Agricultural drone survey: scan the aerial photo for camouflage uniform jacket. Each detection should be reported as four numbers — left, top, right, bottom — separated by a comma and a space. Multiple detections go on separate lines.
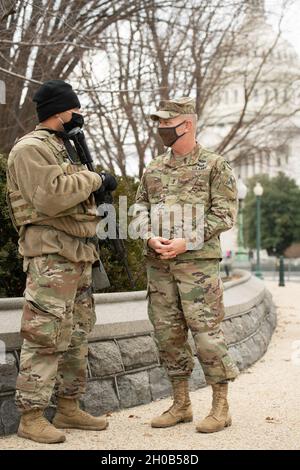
135, 143, 238, 260
6, 125, 102, 266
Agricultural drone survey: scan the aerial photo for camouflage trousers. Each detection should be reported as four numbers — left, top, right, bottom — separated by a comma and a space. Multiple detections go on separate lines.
146, 257, 239, 385
15, 254, 96, 412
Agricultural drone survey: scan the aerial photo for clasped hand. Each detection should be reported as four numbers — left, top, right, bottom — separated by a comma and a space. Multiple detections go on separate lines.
147, 237, 187, 260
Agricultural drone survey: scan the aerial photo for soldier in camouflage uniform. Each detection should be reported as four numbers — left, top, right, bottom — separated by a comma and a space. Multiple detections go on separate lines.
6, 80, 117, 443
135, 97, 239, 433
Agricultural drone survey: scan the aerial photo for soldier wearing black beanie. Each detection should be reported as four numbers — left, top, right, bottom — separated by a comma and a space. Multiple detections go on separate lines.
33, 79, 81, 122
6, 77, 115, 445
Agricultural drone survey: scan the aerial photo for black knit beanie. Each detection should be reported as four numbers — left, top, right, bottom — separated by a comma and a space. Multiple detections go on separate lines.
32, 79, 81, 122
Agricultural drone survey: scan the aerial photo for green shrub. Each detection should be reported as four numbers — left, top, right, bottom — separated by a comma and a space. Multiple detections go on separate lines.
0, 154, 26, 297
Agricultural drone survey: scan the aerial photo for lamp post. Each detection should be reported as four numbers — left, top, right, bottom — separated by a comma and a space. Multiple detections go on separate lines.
279, 255, 285, 287
254, 182, 264, 279
236, 177, 248, 261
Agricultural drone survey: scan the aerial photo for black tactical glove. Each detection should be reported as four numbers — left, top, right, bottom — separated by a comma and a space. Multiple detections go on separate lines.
99, 172, 118, 191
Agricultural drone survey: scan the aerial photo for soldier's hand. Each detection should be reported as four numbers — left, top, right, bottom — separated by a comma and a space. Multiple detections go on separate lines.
100, 173, 118, 191
156, 238, 187, 259
147, 237, 171, 253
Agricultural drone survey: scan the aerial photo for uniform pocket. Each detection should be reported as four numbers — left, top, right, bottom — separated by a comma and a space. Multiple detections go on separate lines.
21, 299, 62, 353
203, 275, 224, 302
146, 175, 165, 203
21, 288, 70, 353
178, 176, 210, 205
33, 255, 50, 275
203, 276, 225, 325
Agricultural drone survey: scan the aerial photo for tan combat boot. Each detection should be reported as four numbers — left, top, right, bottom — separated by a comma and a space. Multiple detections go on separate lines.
151, 379, 193, 428
196, 383, 232, 433
53, 397, 108, 431
18, 409, 66, 443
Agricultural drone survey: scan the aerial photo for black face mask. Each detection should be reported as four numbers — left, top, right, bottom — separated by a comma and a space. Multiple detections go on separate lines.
63, 112, 84, 133
158, 120, 186, 147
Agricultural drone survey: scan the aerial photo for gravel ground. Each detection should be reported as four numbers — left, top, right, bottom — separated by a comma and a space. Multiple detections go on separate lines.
1, 280, 300, 450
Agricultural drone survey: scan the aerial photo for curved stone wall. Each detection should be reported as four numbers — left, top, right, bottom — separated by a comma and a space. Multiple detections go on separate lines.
0, 270, 277, 435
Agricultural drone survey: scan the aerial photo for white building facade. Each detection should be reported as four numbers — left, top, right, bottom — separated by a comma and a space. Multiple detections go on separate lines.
200, 0, 300, 253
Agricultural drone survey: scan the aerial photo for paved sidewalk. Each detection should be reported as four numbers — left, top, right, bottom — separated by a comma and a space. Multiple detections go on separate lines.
1, 280, 299, 450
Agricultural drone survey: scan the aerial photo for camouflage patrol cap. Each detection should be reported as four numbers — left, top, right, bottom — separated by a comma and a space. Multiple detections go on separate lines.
150, 97, 196, 121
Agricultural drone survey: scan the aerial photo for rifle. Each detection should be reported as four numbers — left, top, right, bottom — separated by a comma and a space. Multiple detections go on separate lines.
63, 127, 135, 289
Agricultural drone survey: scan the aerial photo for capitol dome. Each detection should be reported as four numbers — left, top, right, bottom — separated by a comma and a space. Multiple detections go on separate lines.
200, 0, 300, 187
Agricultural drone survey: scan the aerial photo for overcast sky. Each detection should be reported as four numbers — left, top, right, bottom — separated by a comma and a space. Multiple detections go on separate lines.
266, 0, 300, 54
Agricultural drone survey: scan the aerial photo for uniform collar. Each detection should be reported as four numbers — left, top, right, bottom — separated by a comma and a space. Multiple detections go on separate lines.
34, 124, 63, 144
35, 124, 57, 133
165, 142, 201, 168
